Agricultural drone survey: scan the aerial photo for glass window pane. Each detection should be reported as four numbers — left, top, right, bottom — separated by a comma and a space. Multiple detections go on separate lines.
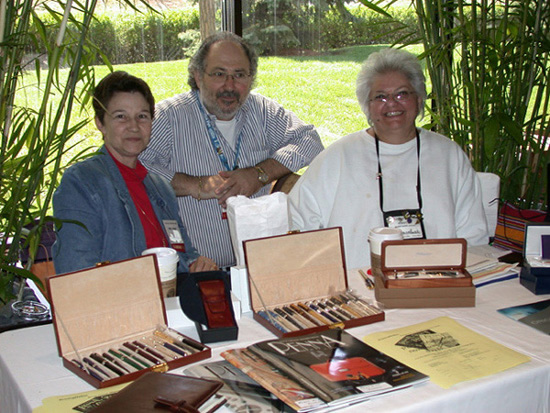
241, 0, 321, 55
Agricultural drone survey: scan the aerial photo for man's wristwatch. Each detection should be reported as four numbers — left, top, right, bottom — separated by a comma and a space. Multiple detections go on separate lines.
254, 166, 269, 185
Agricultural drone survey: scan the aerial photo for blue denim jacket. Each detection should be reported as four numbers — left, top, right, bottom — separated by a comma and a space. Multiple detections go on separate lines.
52, 146, 200, 275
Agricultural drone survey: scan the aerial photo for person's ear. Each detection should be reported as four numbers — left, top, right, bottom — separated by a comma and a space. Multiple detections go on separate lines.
415, 96, 423, 117
95, 116, 106, 137
194, 70, 202, 89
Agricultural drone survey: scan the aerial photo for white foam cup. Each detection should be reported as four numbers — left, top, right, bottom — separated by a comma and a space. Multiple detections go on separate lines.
368, 228, 403, 278
142, 247, 179, 297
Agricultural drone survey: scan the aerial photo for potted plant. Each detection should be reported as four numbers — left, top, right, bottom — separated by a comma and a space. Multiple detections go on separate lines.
1, 0, 159, 327
360, 0, 550, 207
0, 0, 102, 323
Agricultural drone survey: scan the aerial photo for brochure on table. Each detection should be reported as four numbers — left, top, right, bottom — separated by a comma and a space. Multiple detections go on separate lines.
363, 316, 531, 389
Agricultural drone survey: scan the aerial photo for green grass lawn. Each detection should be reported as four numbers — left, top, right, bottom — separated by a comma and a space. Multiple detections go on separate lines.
15, 43, 424, 173
60, 44, 423, 152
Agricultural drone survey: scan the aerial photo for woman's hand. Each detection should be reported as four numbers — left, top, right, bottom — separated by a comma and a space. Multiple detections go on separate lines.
189, 256, 219, 272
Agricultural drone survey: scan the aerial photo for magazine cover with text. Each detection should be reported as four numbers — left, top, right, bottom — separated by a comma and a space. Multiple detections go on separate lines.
248, 329, 429, 407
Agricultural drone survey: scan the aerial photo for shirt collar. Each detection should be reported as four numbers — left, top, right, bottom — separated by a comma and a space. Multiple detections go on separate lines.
107, 148, 148, 182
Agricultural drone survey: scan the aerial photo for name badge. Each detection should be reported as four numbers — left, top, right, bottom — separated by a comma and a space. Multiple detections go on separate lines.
163, 220, 186, 252
384, 209, 425, 239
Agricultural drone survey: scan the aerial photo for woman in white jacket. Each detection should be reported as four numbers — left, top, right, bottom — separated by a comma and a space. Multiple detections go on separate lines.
288, 48, 489, 269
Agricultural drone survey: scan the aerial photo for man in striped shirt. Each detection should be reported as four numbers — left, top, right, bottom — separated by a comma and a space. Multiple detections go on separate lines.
140, 32, 324, 268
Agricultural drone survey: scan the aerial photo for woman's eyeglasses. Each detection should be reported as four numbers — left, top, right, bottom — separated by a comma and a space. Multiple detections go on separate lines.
369, 90, 416, 104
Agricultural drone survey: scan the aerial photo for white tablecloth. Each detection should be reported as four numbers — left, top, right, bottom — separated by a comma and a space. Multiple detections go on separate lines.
1, 270, 549, 413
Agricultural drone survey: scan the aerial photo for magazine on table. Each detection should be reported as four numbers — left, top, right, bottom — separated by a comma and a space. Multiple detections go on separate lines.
498, 298, 550, 335
184, 359, 294, 413
222, 329, 428, 411
221, 347, 328, 412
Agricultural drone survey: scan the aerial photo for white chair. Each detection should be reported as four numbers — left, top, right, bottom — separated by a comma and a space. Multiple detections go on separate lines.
477, 172, 500, 238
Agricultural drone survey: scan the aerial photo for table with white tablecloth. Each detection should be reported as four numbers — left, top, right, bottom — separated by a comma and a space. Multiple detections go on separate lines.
1, 270, 549, 413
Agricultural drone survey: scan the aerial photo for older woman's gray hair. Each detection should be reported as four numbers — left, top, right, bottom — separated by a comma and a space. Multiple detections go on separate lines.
187, 31, 258, 90
356, 48, 427, 123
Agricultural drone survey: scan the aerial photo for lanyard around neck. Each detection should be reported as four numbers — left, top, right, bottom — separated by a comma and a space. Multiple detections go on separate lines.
375, 129, 422, 214
196, 92, 242, 171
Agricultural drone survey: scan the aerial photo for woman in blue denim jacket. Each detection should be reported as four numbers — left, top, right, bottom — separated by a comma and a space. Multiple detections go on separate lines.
52, 71, 218, 275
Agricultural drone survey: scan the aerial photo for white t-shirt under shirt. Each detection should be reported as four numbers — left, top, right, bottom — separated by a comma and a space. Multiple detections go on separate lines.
215, 118, 238, 149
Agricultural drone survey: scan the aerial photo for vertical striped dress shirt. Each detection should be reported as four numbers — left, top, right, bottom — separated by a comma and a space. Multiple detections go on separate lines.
140, 90, 324, 267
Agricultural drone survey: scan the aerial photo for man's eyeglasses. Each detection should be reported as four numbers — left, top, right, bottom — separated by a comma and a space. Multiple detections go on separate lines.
206, 71, 251, 84
369, 90, 416, 104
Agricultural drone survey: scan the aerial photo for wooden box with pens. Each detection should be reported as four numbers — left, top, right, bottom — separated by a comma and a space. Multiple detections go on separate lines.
243, 227, 385, 338
374, 238, 476, 309
47, 255, 211, 389
380, 238, 473, 288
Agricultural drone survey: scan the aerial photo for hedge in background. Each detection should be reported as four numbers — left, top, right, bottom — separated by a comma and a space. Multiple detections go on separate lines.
95, 8, 200, 63
320, 5, 419, 49
243, 3, 418, 54
32, 4, 416, 64
33, 8, 199, 64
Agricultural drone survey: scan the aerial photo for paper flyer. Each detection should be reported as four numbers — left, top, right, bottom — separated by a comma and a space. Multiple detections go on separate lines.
363, 316, 531, 389
32, 383, 127, 412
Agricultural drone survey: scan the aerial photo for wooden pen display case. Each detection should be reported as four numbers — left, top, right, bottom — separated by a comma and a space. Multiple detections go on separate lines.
243, 227, 384, 338
47, 255, 211, 388
380, 238, 473, 288
375, 238, 475, 308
